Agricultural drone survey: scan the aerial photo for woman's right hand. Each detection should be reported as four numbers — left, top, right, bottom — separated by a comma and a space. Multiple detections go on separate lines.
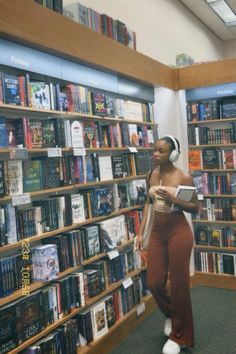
135, 234, 143, 251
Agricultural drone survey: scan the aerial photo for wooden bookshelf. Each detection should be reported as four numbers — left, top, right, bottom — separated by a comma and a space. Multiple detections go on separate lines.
194, 245, 236, 252
192, 220, 236, 225
7, 268, 143, 354
0, 0, 175, 89
189, 143, 236, 149
0, 204, 143, 253
0, 239, 135, 307
187, 117, 236, 125
77, 295, 156, 354
178, 58, 236, 89
192, 272, 236, 290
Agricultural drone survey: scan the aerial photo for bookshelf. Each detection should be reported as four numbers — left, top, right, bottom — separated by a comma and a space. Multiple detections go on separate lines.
186, 85, 236, 291
0, 2, 161, 352
1, 0, 236, 352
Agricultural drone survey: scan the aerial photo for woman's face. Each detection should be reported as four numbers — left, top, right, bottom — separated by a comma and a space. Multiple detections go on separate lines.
153, 139, 172, 166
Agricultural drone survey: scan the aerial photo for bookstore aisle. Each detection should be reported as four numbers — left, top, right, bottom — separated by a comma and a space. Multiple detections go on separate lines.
109, 287, 236, 354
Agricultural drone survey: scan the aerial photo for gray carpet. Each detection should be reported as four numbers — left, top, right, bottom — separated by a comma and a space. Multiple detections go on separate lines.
109, 286, 236, 354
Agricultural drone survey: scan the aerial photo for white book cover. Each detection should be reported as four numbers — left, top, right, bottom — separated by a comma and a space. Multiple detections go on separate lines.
171, 185, 196, 211
98, 218, 119, 252
5, 203, 17, 244
71, 193, 85, 223
71, 120, 84, 148
98, 156, 113, 181
7, 160, 23, 195
31, 244, 60, 281
90, 300, 108, 339
29, 82, 51, 110
34, 206, 42, 235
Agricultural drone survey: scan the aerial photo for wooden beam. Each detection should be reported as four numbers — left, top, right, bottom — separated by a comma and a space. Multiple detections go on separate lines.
0, 0, 175, 89
178, 59, 236, 89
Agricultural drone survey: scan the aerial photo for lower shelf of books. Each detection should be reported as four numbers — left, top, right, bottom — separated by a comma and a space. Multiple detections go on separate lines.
77, 295, 156, 354
192, 272, 236, 290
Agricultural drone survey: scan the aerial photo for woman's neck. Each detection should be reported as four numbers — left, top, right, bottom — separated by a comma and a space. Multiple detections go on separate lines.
158, 163, 175, 173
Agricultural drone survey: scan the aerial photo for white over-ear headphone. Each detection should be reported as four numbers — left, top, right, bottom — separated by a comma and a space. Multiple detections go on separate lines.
164, 135, 180, 162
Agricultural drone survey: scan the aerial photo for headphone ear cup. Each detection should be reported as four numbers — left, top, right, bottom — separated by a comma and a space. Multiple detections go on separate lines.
169, 150, 179, 162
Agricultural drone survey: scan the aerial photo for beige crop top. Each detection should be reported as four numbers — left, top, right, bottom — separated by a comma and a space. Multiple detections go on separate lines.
149, 185, 177, 213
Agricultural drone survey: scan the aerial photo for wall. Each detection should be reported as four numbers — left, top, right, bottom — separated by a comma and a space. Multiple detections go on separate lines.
63, 0, 224, 66
223, 40, 236, 59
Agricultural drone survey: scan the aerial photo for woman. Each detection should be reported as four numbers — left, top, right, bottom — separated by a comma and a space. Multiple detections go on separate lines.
136, 135, 198, 354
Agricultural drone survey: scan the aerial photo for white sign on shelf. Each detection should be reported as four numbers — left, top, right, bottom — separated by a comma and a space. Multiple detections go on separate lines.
128, 147, 138, 153
47, 148, 62, 157
107, 249, 119, 260
122, 277, 133, 289
73, 148, 86, 156
136, 302, 146, 316
197, 194, 204, 201
12, 193, 31, 206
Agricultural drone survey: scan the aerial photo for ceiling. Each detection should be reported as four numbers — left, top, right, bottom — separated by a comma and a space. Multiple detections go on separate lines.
179, 0, 236, 41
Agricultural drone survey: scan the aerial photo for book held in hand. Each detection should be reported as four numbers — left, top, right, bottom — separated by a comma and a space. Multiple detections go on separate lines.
171, 185, 196, 211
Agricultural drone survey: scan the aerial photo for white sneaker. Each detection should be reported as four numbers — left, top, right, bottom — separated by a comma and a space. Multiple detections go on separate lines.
164, 318, 172, 336
162, 339, 181, 354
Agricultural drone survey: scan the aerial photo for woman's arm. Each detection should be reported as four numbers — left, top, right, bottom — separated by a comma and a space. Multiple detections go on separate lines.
136, 201, 151, 251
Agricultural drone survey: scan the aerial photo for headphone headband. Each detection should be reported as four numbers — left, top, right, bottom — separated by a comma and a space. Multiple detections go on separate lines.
162, 135, 180, 162
163, 135, 179, 152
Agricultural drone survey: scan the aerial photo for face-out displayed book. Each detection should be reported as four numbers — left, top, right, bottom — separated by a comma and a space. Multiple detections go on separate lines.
171, 185, 196, 211
31, 244, 60, 281
90, 300, 108, 339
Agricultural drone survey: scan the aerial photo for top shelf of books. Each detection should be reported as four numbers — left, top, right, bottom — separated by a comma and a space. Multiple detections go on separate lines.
0, 72, 156, 125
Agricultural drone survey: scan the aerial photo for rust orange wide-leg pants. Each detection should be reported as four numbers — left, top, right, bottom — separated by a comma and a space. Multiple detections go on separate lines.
147, 212, 194, 348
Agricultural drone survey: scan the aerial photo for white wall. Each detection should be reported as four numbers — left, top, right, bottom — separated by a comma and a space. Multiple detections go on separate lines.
64, 0, 224, 66
223, 40, 236, 59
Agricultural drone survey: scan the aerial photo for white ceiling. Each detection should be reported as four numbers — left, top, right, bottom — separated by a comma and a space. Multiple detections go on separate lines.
179, 0, 236, 40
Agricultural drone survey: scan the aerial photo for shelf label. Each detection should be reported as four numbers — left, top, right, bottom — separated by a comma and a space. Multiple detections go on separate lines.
107, 249, 119, 260
136, 302, 145, 316
122, 277, 133, 289
12, 193, 31, 206
128, 147, 138, 153
197, 194, 204, 201
9, 148, 28, 160
47, 148, 62, 157
73, 148, 86, 156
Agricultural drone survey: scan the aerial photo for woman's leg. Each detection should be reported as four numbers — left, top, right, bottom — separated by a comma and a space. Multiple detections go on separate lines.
168, 215, 194, 348
147, 216, 171, 318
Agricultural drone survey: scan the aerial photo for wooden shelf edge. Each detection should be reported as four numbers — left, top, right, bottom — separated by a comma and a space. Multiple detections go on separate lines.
191, 272, 236, 290
194, 245, 236, 251
0, 103, 157, 126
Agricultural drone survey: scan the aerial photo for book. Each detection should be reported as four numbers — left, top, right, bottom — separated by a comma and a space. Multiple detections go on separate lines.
202, 148, 219, 169
188, 150, 202, 170
29, 81, 51, 110
0, 302, 17, 353
0, 117, 8, 147
90, 301, 108, 339
2, 74, 20, 105
71, 120, 84, 148
31, 244, 60, 281
83, 122, 97, 148
171, 185, 196, 211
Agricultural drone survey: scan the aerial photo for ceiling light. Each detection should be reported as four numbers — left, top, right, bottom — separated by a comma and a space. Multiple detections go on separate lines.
205, 0, 236, 26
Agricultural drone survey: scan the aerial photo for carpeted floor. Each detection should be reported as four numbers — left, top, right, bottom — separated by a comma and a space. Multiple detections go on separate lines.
109, 286, 236, 354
